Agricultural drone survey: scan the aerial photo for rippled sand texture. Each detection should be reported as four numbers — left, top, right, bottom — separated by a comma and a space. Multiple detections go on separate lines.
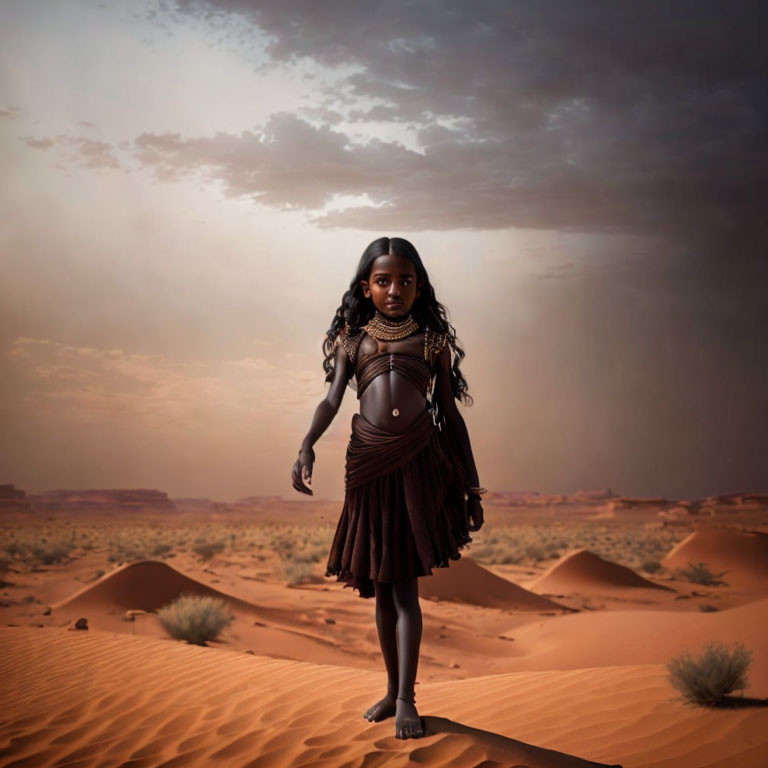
1, 513, 767, 767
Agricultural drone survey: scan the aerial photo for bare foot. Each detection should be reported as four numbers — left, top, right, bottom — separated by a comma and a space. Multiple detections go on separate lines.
363, 692, 397, 722
395, 697, 425, 739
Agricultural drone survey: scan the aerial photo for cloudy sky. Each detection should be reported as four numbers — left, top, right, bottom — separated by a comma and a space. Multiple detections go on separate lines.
1, 0, 766, 502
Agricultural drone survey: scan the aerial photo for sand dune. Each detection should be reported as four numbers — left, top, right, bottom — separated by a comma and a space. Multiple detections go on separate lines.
4, 625, 768, 768
4, 505, 768, 768
506, 596, 768, 690
51, 559, 263, 614
528, 549, 673, 594
49, 560, 357, 663
420, 556, 572, 611
662, 525, 768, 585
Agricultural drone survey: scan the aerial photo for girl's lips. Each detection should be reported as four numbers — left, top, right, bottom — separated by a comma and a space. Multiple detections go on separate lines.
386, 302, 403, 306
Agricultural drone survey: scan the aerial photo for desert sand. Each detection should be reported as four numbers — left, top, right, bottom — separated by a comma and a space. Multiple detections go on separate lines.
1, 488, 768, 767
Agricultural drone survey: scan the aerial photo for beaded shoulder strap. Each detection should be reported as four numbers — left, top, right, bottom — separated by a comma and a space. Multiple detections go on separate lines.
333, 323, 363, 366
423, 328, 448, 367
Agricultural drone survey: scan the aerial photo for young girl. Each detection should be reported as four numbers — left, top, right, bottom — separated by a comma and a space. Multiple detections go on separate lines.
291, 236, 485, 740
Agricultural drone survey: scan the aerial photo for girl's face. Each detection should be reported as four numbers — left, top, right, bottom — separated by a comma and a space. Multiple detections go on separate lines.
360, 254, 422, 319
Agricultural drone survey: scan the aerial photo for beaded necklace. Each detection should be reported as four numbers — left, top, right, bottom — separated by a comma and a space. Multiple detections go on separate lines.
363, 309, 419, 341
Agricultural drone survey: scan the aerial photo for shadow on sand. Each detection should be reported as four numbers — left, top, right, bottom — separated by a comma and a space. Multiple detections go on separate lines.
372, 715, 623, 767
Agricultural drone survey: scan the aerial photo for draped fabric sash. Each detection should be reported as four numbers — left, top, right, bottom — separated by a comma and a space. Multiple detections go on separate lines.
345, 409, 435, 491
355, 352, 431, 400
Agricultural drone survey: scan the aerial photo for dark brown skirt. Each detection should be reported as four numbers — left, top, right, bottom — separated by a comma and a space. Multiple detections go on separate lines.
325, 408, 473, 599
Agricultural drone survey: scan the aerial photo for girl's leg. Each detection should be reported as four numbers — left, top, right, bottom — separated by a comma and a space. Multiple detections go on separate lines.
362, 580, 399, 722
392, 576, 425, 738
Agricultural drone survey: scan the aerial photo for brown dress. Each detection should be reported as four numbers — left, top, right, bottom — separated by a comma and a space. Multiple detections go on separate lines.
325, 333, 473, 599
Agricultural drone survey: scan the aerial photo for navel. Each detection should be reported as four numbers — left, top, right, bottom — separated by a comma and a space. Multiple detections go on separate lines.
392, 408, 400, 417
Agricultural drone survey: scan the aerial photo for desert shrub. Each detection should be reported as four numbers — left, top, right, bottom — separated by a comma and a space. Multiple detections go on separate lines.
3, 541, 20, 557
525, 544, 545, 561
667, 641, 752, 706
698, 604, 719, 612
157, 594, 235, 646
676, 561, 728, 586
272, 534, 294, 559
283, 559, 318, 586
642, 559, 663, 574
192, 540, 226, 560
30, 539, 73, 566
288, 544, 324, 565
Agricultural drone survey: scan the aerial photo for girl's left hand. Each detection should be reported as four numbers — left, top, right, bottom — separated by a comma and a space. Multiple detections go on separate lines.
466, 496, 484, 531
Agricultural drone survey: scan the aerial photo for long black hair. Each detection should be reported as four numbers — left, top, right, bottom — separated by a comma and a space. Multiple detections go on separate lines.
322, 236, 473, 406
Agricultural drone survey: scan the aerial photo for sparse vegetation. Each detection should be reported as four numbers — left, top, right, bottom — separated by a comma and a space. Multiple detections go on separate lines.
667, 641, 752, 705
0, 516, 698, 591
461, 521, 687, 570
283, 559, 318, 586
192, 539, 226, 561
156, 594, 235, 646
676, 561, 728, 586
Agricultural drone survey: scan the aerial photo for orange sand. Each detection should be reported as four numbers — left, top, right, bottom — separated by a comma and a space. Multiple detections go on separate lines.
2, 507, 768, 767
662, 525, 768, 586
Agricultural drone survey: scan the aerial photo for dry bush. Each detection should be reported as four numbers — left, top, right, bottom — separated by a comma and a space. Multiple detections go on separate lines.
157, 594, 235, 646
676, 561, 728, 586
667, 641, 752, 706
192, 539, 226, 560
283, 559, 322, 586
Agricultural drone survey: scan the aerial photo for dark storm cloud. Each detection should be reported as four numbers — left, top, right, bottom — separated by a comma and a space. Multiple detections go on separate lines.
145, 0, 767, 243
134, 113, 417, 208
134, 113, 641, 231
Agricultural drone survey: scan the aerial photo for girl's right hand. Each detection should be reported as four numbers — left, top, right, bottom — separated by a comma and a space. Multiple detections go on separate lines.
292, 448, 315, 495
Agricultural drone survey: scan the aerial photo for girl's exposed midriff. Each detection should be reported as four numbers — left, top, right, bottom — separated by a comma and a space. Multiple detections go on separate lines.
357, 331, 430, 433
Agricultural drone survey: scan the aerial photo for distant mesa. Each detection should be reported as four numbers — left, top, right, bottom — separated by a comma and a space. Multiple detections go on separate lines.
29, 488, 176, 514
529, 549, 674, 594
572, 488, 619, 501
170, 496, 340, 521
484, 490, 768, 518
609, 496, 671, 509
662, 525, 768, 585
419, 556, 572, 611
484, 489, 678, 512
52, 560, 259, 614
171, 497, 217, 513
0, 484, 32, 513
706, 492, 768, 506
485, 491, 570, 506
235, 495, 283, 505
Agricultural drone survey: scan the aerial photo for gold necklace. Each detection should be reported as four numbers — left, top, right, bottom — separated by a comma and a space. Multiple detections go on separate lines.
363, 309, 419, 340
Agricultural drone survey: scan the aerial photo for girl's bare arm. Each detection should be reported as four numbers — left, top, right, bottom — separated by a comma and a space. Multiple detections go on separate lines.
433, 345, 484, 530
292, 344, 350, 495
433, 346, 480, 489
